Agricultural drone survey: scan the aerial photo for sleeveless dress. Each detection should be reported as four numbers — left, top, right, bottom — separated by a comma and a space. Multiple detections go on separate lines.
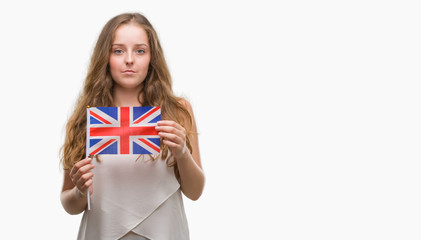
77, 154, 190, 240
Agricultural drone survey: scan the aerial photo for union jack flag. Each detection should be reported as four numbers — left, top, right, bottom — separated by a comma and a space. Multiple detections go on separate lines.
86, 106, 161, 155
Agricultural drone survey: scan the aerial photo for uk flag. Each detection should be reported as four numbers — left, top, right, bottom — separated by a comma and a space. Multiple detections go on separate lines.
86, 106, 161, 155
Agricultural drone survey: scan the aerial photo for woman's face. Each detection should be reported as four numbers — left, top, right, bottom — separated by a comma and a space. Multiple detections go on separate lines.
109, 23, 151, 91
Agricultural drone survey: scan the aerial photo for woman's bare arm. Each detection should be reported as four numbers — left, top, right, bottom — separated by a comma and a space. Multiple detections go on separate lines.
156, 99, 205, 200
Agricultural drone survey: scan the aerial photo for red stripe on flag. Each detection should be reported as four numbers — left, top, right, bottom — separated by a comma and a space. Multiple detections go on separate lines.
139, 138, 161, 153
133, 107, 160, 124
90, 126, 158, 137
120, 107, 130, 154
90, 111, 112, 124
90, 139, 115, 155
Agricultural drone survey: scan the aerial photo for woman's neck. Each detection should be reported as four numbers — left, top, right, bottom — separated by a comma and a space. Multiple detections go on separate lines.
113, 85, 143, 107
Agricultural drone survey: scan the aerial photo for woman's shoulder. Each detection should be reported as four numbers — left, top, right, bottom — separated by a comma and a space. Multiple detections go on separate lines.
177, 97, 193, 112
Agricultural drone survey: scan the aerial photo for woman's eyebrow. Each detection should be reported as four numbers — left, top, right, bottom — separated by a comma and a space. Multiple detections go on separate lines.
112, 43, 149, 47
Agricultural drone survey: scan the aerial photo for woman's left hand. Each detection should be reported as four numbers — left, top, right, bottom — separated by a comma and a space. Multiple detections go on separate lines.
156, 120, 188, 160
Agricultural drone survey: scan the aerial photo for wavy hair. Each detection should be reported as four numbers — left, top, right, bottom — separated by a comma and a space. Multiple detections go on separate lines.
60, 13, 193, 175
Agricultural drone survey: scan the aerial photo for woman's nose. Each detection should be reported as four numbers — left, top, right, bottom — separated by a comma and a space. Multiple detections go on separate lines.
125, 52, 134, 64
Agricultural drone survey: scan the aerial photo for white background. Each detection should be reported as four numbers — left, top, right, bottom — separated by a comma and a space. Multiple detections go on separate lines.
0, 0, 420, 239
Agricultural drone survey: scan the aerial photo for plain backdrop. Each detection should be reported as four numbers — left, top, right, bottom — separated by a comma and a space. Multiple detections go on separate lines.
0, 0, 420, 239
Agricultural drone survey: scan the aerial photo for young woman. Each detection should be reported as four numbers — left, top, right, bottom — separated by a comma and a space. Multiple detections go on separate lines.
60, 12, 205, 240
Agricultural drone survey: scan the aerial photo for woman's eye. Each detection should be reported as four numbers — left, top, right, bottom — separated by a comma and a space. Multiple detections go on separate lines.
113, 49, 123, 54
136, 49, 145, 54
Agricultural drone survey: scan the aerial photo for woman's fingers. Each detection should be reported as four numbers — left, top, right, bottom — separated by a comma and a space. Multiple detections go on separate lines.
80, 171, 94, 184
70, 157, 94, 194
79, 178, 93, 194
156, 121, 186, 137
156, 125, 182, 135
156, 120, 188, 159
156, 122, 186, 145
157, 120, 183, 129
73, 158, 94, 174
78, 163, 95, 176
75, 178, 93, 197
70, 158, 92, 176
74, 171, 93, 187
71, 165, 94, 184
158, 131, 184, 144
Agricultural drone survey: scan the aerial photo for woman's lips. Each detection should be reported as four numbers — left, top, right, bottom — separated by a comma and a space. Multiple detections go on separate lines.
123, 70, 135, 75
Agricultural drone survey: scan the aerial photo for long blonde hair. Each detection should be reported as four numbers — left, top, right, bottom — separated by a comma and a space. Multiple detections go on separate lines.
60, 13, 193, 172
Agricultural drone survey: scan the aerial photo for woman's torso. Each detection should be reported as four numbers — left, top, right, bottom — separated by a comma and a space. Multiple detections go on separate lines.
77, 154, 189, 240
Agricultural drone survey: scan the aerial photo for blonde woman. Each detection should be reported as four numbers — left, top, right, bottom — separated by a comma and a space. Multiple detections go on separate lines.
60, 12, 205, 240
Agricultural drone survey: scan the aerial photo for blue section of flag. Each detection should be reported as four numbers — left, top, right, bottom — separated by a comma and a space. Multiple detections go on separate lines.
90, 116, 102, 124
149, 114, 161, 123
90, 138, 102, 147
148, 138, 161, 146
133, 142, 152, 154
133, 106, 152, 122
100, 141, 118, 154
97, 107, 118, 121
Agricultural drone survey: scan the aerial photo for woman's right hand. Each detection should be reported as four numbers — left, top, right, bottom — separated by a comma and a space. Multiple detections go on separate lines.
69, 157, 94, 197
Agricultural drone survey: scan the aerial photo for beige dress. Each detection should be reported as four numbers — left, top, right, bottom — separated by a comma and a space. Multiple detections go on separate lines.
77, 154, 189, 240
